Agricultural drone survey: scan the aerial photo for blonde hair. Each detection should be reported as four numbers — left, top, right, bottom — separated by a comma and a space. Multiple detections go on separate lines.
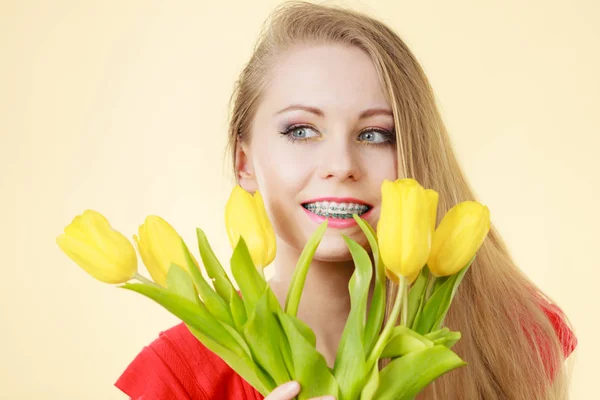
224, 1, 576, 398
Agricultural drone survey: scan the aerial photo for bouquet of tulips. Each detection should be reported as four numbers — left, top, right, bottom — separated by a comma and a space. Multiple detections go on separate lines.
56, 178, 490, 400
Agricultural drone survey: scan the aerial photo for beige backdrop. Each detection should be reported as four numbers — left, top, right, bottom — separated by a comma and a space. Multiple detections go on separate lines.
2, 0, 597, 398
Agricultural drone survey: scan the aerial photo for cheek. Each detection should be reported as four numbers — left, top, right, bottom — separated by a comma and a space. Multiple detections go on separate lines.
254, 140, 314, 193
364, 147, 398, 184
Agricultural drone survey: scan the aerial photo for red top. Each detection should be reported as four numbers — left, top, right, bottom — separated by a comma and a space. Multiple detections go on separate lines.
115, 300, 577, 400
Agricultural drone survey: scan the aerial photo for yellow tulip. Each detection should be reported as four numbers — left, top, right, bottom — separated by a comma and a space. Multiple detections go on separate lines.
386, 267, 420, 285
425, 189, 439, 234
225, 185, 276, 269
133, 215, 198, 287
56, 209, 137, 284
427, 201, 491, 277
377, 178, 432, 282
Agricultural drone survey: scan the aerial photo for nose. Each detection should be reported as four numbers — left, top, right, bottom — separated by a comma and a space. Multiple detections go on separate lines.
318, 133, 363, 182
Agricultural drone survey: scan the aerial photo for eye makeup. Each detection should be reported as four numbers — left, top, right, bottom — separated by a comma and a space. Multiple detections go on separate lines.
278, 123, 396, 147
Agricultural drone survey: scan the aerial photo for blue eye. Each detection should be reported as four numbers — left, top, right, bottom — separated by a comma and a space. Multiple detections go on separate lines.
279, 124, 319, 143
290, 126, 318, 139
358, 129, 395, 145
278, 124, 395, 146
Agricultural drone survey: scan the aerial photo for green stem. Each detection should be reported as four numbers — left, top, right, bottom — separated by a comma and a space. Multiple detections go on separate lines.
133, 272, 161, 288
401, 277, 408, 326
365, 275, 406, 371
424, 273, 437, 302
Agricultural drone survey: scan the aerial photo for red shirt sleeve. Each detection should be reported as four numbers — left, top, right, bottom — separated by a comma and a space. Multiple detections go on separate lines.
535, 297, 578, 382
540, 301, 578, 360
115, 322, 264, 399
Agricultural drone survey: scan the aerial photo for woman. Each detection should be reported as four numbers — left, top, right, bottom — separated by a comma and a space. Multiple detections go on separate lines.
115, 1, 577, 399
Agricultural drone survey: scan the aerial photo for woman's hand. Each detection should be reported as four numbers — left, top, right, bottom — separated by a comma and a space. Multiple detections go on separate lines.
265, 381, 336, 400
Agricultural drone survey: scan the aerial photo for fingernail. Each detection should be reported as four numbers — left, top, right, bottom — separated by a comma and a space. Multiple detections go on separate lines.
283, 381, 300, 393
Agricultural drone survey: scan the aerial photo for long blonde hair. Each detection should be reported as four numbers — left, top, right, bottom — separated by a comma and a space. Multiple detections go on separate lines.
224, 1, 576, 398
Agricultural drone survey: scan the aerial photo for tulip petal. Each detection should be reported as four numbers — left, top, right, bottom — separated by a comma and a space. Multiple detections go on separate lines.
378, 179, 430, 280
146, 216, 190, 273
135, 225, 167, 287
429, 202, 490, 277
57, 234, 134, 283
425, 189, 439, 234
73, 210, 137, 274
63, 215, 88, 242
225, 186, 268, 268
253, 190, 276, 267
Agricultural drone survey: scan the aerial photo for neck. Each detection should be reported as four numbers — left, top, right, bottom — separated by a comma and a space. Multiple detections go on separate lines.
267, 238, 375, 365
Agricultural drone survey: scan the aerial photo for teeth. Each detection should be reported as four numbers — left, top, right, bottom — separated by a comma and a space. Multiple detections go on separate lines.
304, 201, 370, 218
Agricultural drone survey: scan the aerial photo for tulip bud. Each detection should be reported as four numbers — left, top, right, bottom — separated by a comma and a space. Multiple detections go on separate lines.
427, 201, 490, 277
377, 178, 432, 282
56, 209, 137, 284
225, 185, 276, 269
133, 216, 198, 287
386, 267, 420, 285
425, 189, 439, 234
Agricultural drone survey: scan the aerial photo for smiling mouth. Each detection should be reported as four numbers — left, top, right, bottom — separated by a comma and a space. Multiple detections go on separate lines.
301, 201, 372, 219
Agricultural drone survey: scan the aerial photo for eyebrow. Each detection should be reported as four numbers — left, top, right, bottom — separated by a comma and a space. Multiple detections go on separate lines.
275, 104, 393, 119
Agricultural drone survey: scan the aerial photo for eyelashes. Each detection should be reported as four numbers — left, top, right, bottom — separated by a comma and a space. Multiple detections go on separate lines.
278, 124, 396, 147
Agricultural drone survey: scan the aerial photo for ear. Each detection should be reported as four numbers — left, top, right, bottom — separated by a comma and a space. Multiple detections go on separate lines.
235, 140, 258, 193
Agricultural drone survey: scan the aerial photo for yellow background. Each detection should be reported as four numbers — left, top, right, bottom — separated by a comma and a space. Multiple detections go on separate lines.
2, 0, 597, 398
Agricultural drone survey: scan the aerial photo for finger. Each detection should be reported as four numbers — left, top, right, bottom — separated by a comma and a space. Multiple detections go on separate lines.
309, 396, 336, 400
264, 381, 301, 400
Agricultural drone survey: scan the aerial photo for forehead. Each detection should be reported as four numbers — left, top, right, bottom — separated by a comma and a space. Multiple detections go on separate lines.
261, 44, 390, 112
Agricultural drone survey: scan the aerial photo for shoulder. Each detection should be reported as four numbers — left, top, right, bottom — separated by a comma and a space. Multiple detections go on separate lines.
526, 291, 578, 382
538, 298, 578, 359
115, 322, 263, 400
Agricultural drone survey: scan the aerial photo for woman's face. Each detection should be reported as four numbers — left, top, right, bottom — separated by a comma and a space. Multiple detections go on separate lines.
237, 44, 398, 261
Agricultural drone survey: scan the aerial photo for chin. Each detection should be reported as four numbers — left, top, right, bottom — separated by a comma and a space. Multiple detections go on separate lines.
311, 235, 365, 262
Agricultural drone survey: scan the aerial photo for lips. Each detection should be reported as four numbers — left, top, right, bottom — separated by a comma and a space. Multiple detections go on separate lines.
301, 197, 373, 207
301, 203, 374, 228
299, 196, 375, 229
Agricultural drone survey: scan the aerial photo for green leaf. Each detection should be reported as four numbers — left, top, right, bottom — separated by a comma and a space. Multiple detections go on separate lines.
333, 236, 372, 400
120, 280, 271, 396
406, 265, 430, 329
432, 331, 461, 349
423, 327, 450, 342
433, 275, 449, 292
216, 274, 247, 329
353, 215, 386, 355
413, 256, 475, 335
380, 325, 434, 359
166, 263, 198, 303
185, 323, 274, 396
196, 228, 247, 330
118, 283, 246, 360
286, 313, 316, 348
276, 310, 339, 400
374, 345, 467, 400
230, 236, 266, 317
196, 227, 235, 298
359, 362, 380, 400
285, 220, 328, 317
180, 241, 234, 327
243, 286, 293, 386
